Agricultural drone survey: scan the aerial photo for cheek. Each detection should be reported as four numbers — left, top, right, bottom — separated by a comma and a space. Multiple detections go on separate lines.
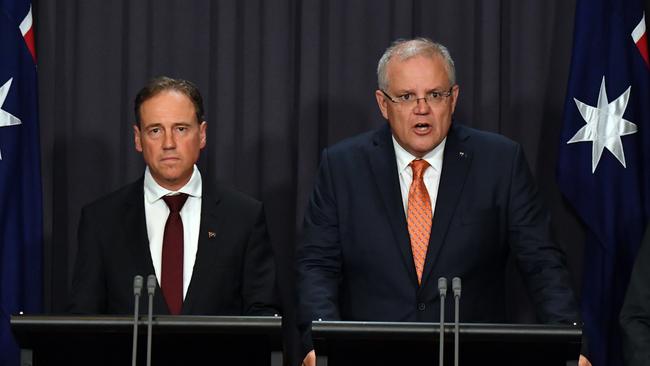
141, 141, 161, 158
142, 147, 155, 161
182, 139, 202, 155
389, 111, 409, 130
434, 110, 453, 128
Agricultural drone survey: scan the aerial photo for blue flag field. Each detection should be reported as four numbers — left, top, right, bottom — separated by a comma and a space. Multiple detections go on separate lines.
0, 1, 43, 365
558, 0, 650, 365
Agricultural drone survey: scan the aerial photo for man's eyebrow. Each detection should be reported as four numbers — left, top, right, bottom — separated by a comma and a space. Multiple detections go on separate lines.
395, 86, 448, 93
143, 121, 193, 128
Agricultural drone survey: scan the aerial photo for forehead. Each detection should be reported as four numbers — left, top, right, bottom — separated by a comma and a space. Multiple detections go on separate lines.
139, 90, 197, 124
387, 54, 449, 90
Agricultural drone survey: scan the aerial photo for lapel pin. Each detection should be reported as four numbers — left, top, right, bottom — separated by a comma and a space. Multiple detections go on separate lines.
208, 231, 216, 239
459, 151, 466, 158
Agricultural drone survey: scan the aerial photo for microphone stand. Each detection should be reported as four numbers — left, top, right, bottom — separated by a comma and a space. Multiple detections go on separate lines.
132, 275, 143, 366
146, 274, 156, 366
452, 277, 462, 366
438, 277, 448, 366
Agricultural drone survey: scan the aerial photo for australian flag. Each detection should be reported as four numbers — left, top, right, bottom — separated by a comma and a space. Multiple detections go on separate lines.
0, 0, 42, 365
557, 0, 650, 365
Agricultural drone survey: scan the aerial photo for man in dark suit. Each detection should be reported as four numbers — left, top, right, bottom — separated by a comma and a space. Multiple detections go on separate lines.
69, 76, 278, 316
297, 38, 586, 365
620, 224, 650, 365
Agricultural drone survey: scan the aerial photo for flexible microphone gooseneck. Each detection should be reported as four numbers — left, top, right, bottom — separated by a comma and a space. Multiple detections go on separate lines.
132, 275, 144, 366
146, 274, 156, 366
452, 277, 462, 366
438, 277, 448, 366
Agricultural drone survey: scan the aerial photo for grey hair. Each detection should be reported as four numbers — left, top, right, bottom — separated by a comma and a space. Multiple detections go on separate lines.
377, 38, 456, 91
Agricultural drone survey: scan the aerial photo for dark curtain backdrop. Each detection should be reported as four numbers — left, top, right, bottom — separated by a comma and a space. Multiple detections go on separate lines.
33, 0, 601, 364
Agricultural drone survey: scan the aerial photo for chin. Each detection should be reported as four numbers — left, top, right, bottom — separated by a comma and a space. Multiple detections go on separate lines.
412, 144, 436, 155
156, 170, 180, 182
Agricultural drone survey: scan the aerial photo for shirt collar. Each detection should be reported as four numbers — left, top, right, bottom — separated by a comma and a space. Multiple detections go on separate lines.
392, 135, 446, 175
144, 165, 203, 204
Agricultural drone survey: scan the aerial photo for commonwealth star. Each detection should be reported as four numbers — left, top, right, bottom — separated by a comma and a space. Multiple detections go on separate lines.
568, 76, 638, 173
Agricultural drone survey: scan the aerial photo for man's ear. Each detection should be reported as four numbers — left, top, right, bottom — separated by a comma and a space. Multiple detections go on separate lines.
450, 84, 460, 114
199, 121, 207, 149
375, 90, 389, 120
133, 124, 143, 152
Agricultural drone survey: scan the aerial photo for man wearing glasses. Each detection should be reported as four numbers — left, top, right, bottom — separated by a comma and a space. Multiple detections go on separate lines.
297, 38, 586, 365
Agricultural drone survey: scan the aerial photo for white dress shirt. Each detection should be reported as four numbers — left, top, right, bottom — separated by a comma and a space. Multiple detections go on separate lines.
392, 136, 446, 217
143, 165, 202, 299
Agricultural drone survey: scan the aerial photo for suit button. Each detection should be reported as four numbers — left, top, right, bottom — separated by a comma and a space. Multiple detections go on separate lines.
418, 303, 426, 311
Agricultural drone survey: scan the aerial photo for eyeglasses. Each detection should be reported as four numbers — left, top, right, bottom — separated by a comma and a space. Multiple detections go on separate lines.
381, 86, 455, 107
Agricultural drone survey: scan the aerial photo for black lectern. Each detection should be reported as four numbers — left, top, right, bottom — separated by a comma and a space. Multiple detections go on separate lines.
11, 315, 283, 366
311, 321, 582, 366
12, 316, 581, 366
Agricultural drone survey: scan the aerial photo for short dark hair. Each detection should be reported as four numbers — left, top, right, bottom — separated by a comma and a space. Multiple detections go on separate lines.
134, 76, 204, 125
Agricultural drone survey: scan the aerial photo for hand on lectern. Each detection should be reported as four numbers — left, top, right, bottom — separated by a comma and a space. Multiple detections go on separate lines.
302, 350, 316, 366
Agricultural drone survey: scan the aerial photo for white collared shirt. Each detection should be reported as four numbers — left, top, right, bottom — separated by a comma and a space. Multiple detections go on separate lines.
392, 136, 446, 217
143, 165, 202, 299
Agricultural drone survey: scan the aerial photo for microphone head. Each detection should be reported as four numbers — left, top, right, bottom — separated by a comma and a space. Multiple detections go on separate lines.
146, 274, 157, 295
452, 277, 461, 297
133, 275, 144, 296
438, 277, 448, 296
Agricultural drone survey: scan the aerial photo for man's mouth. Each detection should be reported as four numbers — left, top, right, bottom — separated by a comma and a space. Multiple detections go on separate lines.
414, 123, 431, 133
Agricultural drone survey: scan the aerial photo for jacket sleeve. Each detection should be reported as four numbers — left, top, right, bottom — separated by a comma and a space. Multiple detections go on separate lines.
620, 224, 650, 365
507, 143, 581, 324
68, 205, 106, 314
241, 202, 281, 316
297, 148, 343, 325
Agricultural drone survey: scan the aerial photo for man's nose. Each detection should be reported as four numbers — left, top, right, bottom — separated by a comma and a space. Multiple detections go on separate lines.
162, 130, 176, 148
413, 98, 432, 114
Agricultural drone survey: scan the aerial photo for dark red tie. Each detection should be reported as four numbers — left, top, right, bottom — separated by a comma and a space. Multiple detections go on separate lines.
161, 193, 188, 315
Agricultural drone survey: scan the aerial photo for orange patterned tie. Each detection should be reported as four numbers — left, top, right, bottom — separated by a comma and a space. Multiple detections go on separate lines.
407, 159, 432, 285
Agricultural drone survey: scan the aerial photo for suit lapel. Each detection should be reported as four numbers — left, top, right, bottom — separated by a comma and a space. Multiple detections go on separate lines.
367, 125, 419, 285
181, 188, 223, 314
123, 179, 170, 314
420, 125, 472, 289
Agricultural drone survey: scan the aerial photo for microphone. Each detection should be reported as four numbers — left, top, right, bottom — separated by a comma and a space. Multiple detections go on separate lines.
146, 274, 156, 366
132, 275, 144, 366
438, 277, 448, 366
452, 277, 462, 366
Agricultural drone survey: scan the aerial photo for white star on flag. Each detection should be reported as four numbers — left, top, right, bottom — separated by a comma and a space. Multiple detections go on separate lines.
567, 76, 638, 173
0, 78, 23, 160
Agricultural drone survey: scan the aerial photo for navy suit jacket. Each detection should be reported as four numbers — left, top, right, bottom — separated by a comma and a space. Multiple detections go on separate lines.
69, 177, 279, 316
297, 123, 579, 326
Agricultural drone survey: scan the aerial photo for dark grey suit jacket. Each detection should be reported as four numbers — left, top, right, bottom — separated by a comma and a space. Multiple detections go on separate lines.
69, 177, 279, 316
